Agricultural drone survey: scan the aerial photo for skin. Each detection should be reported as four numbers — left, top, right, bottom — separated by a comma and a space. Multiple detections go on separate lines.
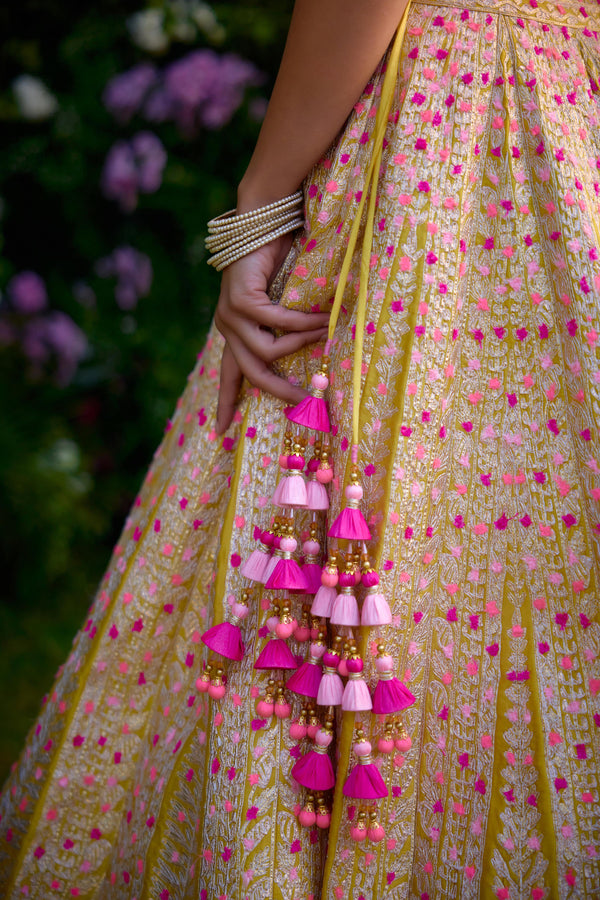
214, 0, 410, 434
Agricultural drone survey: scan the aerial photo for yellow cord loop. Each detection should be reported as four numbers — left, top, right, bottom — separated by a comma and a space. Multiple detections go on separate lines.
326, 1, 412, 453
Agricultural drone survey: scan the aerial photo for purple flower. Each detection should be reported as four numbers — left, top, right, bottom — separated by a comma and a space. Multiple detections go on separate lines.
7, 271, 48, 314
22, 312, 87, 384
101, 132, 167, 211
163, 50, 262, 135
103, 63, 158, 124
95, 245, 153, 310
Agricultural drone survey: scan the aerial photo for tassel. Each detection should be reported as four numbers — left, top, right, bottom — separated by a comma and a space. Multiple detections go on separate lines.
342, 730, 388, 799
240, 528, 274, 582
302, 525, 323, 594
361, 589, 392, 626
285, 368, 331, 433
360, 554, 392, 625
328, 471, 371, 540
254, 637, 298, 671
342, 649, 372, 711
371, 645, 415, 714
201, 592, 248, 661
264, 532, 309, 592
306, 478, 329, 510
330, 559, 361, 626
292, 714, 335, 790
316, 640, 344, 706
287, 637, 326, 698
263, 522, 284, 582
272, 438, 308, 508
311, 553, 339, 617
306, 442, 330, 510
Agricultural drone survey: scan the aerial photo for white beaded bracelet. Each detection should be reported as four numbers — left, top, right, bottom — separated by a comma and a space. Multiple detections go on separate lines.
207, 216, 305, 271
205, 190, 305, 271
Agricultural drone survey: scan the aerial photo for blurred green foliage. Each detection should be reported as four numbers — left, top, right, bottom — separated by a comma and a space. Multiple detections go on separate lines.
0, 0, 291, 781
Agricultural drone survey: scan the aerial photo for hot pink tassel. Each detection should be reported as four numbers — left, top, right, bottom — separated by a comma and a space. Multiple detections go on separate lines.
254, 638, 298, 671
311, 585, 336, 617
285, 397, 330, 433
302, 563, 322, 594
330, 590, 360, 627
291, 726, 335, 790
361, 590, 392, 626
371, 649, 415, 713
328, 506, 372, 540
265, 557, 309, 592
201, 622, 244, 661
372, 677, 415, 714
342, 735, 389, 799
305, 479, 329, 510
287, 640, 325, 698
328, 478, 371, 540
316, 649, 344, 706
343, 762, 388, 799
342, 656, 372, 711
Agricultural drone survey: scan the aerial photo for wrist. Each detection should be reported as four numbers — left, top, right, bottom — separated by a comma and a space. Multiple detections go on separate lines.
236, 176, 303, 215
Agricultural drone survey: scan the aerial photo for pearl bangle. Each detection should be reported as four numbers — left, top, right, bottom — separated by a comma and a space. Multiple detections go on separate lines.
207, 217, 304, 271
205, 190, 305, 271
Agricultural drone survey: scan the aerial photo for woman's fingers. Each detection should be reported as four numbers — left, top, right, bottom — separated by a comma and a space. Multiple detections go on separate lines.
224, 318, 329, 364
216, 342, 243, 434
226, 294, 330, 333
226, 331, 309, 407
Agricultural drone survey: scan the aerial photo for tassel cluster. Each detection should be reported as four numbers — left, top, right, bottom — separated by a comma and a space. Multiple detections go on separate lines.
198, 357, 416, 843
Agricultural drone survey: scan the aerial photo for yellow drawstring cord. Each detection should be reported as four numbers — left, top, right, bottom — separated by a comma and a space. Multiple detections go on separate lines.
325, 1, 413, 459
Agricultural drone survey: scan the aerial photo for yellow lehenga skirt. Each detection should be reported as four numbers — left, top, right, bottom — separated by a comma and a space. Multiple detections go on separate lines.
2, 0, 600, 897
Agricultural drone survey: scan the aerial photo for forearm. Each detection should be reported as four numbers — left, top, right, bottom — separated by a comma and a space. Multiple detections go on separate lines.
237, 0, 409, 213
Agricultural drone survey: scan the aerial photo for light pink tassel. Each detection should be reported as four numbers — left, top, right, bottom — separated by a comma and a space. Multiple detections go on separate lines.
330, 589, 360, 627
361, 590, 392, 626
311, 585, 336, 617
316, 648, 344, 706
342, 655, 372, 711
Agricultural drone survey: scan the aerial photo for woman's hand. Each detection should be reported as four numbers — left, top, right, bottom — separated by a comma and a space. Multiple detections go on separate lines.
214, 232, 329, 434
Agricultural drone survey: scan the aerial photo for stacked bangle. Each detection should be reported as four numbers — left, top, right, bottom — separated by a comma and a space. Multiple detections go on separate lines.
205, 190, 304, 271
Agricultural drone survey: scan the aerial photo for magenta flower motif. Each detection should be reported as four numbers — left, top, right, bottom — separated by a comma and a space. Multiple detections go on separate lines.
494, 513, 508, 530
7, 271, 48, 314
103, 63, 158, 124
566, 319, 578, 335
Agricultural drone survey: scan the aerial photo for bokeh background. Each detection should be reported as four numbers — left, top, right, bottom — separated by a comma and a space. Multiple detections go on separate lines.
0, 0, 292, 783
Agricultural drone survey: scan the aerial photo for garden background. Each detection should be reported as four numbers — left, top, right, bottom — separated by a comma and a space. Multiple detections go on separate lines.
0, 0, 292, 783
